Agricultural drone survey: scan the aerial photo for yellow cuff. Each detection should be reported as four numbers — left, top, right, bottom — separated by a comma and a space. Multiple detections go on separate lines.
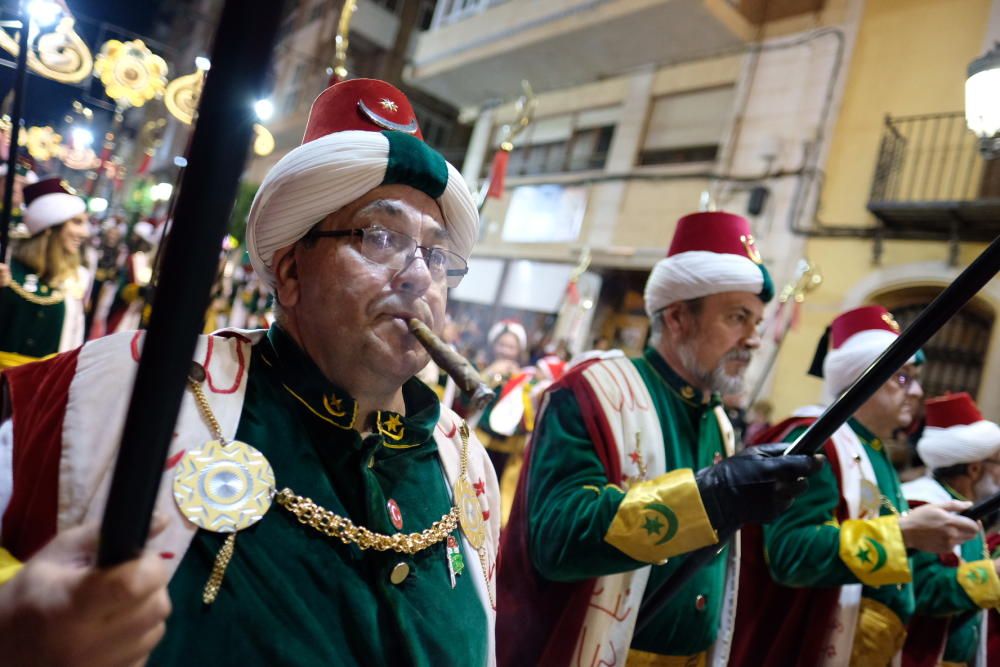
0, 547, 22, 586
839, 516, 911, 586
604, 469, 718, 562
957, 559, 1000, 608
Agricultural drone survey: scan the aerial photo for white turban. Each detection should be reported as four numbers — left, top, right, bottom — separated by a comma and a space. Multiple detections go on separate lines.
822, 329, 918, 402
246, 130, 478, 287
643, 251, 767, 317
917, 420, 1000, 469
488, 320, 527, 351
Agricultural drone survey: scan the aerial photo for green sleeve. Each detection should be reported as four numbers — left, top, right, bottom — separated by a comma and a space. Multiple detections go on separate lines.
526, 388, 645, 582
910, 550, 979, 616
762, 427, 859, 587
762, 458, 863, 587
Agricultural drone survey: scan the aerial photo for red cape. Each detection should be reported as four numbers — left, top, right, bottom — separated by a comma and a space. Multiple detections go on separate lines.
495, 358, 625, 667
1, 348, 81, 560
730, 416, 845, 667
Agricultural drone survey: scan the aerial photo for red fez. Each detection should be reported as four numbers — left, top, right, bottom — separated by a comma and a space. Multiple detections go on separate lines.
302, 78, 422, 144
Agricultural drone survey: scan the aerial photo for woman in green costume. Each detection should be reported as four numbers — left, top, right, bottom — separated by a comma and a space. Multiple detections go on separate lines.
0, 177, 90, 370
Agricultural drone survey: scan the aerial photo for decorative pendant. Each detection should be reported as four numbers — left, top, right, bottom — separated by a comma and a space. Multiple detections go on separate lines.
173, 439, 275, 533
388, 498, 404, 530
860, 479, 882, 518
446, 535, 464, 588
453, 476, 485, 550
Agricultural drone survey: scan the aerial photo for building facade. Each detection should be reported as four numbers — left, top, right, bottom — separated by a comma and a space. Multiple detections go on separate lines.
406, 0, 1000, 421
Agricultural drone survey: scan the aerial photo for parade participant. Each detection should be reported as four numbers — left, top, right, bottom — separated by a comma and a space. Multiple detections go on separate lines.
474, 320, 529, 481
731, 305, 981, 667
105, 219, 161, 333
901, 392, 1000, 667
497, 211, 823, 666
0, 78, 499, 666
85, 218, 127, 338
0, 178, 90, 370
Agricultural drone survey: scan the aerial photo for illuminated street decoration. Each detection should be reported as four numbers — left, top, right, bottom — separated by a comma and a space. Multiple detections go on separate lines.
0, 17, 93, 84
94, 39, 168, 108
164, 69, 204, 125
253, 124, 274, 156
22, 125, 63, 161
62, 143, 100, 170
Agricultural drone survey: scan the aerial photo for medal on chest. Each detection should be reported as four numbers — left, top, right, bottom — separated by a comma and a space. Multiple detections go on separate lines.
174, 371, 278, 603
454, 476, 485, 549
172, 439, 275, 532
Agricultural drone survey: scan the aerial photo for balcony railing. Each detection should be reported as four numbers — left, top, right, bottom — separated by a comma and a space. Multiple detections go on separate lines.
868, 112, 1000, 241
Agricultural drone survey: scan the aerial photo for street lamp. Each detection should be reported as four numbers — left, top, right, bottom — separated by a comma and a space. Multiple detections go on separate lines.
195, 56, 211, 71
254, 98, 273, 121
966, 42, 1000, 159
88, 196, 108, 213
71, 126, 94, 147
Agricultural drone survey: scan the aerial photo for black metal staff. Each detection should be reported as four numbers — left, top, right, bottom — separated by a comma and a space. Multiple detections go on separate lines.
0, 0, 30, 260
636, 234, 1000, 630
97, 0, 285, 567
962, 491, 1000, 521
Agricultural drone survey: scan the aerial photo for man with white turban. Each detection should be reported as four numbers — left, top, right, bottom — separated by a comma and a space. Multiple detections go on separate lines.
901, 392, 1000, 667
731, 306, 981, 667
0, 79, 499, 666
497, 211, 822, 666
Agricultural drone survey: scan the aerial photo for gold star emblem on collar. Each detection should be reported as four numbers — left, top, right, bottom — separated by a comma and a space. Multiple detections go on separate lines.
379, 98, 399, 113
323, 394, 346, 417
384, 414, 403, 433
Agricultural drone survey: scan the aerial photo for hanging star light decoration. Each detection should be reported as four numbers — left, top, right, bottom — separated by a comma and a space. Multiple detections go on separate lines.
94, 39, 168, 108
22, 126, 63, 162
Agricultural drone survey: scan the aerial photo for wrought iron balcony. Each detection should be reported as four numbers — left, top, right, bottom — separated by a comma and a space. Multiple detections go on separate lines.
868, 112, 1000, 241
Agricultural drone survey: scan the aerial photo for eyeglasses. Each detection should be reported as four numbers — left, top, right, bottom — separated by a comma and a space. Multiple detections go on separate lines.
890, 372, 921, 389
306, 225, 468, 288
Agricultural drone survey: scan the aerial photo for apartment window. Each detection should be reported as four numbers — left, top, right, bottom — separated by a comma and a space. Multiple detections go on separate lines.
639, 86, 734, 166
488, 106, 619, 177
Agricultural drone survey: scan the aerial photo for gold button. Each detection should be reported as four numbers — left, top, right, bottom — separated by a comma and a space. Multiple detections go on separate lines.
694, 594, 707, 611
390, 562, 410, 585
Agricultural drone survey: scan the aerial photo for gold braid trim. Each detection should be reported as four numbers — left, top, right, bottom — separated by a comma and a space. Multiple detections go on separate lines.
6, 279, 64, 305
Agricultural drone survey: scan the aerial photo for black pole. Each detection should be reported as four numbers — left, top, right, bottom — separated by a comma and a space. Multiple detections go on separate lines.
962, 490, 1000, 521
0, 3, 30, 260
636, 234, 1000, 629
97, 0, 285, 567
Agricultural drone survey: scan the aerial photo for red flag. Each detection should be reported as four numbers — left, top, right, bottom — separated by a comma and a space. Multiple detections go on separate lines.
137, 150, 153, 175
486, 149, 510, 199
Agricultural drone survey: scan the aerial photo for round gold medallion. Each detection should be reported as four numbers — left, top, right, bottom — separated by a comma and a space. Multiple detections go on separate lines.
454, 476, 485, 549
173, 440, 275, 533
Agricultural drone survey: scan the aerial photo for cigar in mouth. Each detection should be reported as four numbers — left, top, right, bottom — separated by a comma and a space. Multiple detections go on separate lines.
407, 318, 495, 409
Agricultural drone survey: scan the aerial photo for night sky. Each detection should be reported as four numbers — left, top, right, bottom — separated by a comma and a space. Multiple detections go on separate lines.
0, 0, 165, 129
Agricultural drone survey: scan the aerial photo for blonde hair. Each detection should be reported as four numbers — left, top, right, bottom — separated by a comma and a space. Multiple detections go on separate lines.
12, 224, 80, 286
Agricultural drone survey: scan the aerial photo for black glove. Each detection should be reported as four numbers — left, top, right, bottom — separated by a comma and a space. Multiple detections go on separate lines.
695, 443, 823, 534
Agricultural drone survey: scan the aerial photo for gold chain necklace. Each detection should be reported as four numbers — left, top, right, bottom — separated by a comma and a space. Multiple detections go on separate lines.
184, 374, 486, 603
6, 278, 64, 305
